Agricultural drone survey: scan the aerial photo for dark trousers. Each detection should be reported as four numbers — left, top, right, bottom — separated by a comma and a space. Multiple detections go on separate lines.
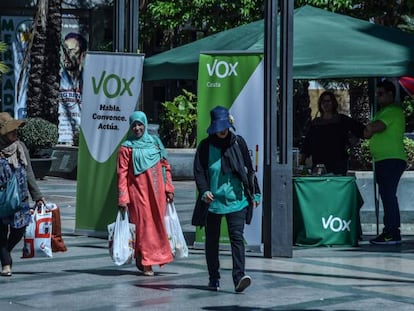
205, 208, 247, 286
375, 159, 406, 235
0, 223, 26, 267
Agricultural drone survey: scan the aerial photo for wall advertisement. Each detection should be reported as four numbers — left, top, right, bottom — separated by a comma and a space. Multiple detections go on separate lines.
0, 16, 32, 118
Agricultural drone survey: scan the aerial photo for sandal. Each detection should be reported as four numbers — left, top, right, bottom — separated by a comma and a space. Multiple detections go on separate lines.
143, 266, 154, 276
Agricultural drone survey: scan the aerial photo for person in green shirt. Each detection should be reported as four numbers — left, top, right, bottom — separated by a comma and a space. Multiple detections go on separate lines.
192, 106, 260, 293
364, 80, 407, 245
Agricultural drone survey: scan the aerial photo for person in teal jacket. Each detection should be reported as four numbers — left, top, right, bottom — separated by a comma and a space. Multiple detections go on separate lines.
192, 106, 260, 293
364, 80, 407, 245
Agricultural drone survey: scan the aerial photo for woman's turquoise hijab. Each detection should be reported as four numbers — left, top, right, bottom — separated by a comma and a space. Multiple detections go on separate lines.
122, 111, 167, 175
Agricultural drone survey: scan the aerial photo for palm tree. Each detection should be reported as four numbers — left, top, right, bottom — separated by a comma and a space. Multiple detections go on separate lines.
24, 0, 62, 124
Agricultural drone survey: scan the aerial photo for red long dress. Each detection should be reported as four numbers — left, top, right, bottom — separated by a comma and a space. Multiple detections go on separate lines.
117, 146, 174, 267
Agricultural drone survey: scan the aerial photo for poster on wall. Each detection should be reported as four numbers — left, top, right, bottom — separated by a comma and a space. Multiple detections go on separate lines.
195, 52, 264, 250
0, 14, 89, 143
75, 52, 144, 235
0, 16, 32, 119
58, 14, 89, 144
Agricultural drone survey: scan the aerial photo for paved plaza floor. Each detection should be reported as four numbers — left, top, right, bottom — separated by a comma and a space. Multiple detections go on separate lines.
1, 177, 414, 310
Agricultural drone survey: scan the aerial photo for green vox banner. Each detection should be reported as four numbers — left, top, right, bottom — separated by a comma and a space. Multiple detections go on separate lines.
75, 52, 144, 235
195, 52, 264, 250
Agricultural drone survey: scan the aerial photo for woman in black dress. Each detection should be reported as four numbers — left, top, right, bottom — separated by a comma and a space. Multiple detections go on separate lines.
300, 91, 365, 175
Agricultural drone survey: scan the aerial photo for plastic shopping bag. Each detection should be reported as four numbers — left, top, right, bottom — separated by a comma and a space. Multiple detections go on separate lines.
22, 204, 53, 258
108, 210, 136, 266
45, 203, 67, 252
164, 202, 188, 258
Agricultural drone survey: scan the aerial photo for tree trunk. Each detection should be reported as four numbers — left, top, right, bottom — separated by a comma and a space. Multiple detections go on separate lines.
26, 0, 61, 125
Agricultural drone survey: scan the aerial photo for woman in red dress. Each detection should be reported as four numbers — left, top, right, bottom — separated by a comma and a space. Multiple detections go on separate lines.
117, 111, 174, 276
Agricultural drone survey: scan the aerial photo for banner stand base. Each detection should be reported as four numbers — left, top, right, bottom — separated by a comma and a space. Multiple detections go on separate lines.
193, 242, 263, 253
74, 229, 107, 239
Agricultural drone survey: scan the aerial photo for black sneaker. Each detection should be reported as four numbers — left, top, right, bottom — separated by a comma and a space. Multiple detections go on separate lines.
208, 279, 220, 291
369, 232, 401, 245
235, 275, 251, 293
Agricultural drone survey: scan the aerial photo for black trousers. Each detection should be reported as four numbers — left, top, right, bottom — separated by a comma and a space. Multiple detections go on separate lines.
205, 208, 247, 286
0, 223, 26, 267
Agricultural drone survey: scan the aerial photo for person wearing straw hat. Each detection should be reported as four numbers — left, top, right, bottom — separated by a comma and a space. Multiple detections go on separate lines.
0, 112, 45, 276
193, 106, 261, 293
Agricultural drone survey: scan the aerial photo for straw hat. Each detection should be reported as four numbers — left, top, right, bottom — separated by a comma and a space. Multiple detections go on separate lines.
0, 112, 25, 136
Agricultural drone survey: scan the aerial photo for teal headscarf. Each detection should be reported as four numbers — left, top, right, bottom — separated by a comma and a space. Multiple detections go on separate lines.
122, 111, 166, 175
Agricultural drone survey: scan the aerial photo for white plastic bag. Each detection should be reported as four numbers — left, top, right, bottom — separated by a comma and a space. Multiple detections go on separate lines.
22, 204, 53, 258
108, 211, 136, 266
164, 202, 188, 258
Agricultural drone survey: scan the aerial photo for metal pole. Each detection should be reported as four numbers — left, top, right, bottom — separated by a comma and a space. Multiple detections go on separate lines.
263, 0, 279, 258
369, 78, 380, 236
263, 0, 294, 258
275, 0, 294, 257
129, 0, 139, 53
114, 0, 125, 52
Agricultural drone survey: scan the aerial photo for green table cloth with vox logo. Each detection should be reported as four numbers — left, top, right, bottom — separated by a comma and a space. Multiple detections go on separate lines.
293, 176, 364, 247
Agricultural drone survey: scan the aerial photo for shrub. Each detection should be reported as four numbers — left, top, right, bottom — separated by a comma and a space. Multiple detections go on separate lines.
18, 117, 58, 157
402, 96, 414, 132
359, 137, 414, 170
159, 89, 197, 148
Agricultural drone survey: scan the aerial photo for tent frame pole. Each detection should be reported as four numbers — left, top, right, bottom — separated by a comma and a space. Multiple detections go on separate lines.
263, 0, 294, 258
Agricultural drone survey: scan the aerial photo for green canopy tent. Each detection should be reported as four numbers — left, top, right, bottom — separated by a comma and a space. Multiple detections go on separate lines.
143, 5, 414, 81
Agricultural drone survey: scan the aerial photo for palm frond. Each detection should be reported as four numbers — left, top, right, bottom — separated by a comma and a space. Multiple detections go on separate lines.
0, 41, 10, 74
0, 41, 7, 52
0, 64, 9, 74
